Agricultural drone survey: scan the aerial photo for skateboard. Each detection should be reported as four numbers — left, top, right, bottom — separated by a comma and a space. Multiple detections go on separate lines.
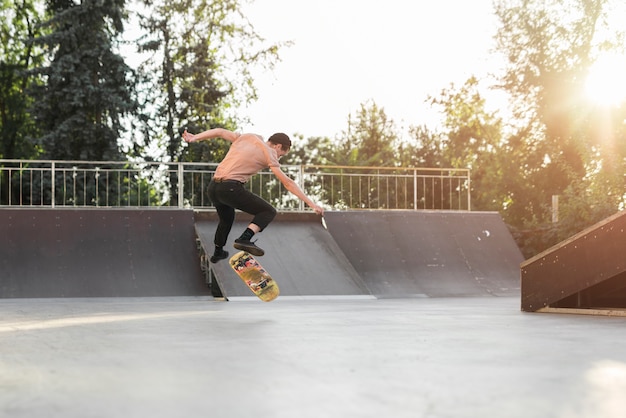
229, 251, 280, 302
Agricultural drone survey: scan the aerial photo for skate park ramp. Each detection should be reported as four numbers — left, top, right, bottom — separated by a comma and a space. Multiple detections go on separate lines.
194, 212, 372, 299
324, 211, 522, 298
0, 208, 522, 300
196, 210, 522, 299
0, 209, 210, 298
521, 210, 626, 313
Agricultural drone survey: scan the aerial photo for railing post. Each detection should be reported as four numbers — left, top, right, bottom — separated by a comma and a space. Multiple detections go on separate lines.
51, 161, 55, 208
467, 169, 471, 211
413, 168, 417, 210
178, 163, 184, 208
95, 167, 100, 207
299, 165, 305, 211
467, 170, 472, 211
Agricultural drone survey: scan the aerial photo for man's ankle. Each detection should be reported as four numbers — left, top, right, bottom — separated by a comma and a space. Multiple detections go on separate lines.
238, 228, 255, 242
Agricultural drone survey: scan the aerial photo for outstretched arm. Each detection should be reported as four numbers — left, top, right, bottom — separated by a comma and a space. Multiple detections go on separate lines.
270, 166, 324, 215
182, 128, 239, 143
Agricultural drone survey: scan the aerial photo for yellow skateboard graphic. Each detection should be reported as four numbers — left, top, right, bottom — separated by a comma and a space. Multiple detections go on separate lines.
229, 251, 280, 302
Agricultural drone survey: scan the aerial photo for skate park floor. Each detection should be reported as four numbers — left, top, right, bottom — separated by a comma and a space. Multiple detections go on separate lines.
2, 295, 626, 418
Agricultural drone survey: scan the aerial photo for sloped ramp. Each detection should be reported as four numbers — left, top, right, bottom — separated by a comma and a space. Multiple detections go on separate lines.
1, 208, 522, 300
194, 212, 372, 299
325, 211, 522, 298
0, 209, 210, 298
521, 210, 626, 313
196, 210, 521, 300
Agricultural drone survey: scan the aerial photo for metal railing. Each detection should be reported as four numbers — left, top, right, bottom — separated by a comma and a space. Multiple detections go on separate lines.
0, 159, 471, 211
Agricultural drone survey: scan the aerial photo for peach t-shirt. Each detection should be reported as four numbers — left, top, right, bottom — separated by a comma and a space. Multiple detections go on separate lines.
213, 134, 280, 183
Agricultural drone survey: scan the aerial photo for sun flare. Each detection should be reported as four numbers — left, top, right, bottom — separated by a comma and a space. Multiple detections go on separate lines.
585, 53, 626, 106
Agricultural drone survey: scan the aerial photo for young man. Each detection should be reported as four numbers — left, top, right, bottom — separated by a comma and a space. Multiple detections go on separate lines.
182, 128, 324, 262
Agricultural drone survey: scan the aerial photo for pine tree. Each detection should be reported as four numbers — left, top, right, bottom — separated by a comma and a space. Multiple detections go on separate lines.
30, 0, 137, 160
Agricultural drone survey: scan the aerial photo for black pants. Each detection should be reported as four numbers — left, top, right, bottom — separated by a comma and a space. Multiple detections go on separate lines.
207, 180, 277, 247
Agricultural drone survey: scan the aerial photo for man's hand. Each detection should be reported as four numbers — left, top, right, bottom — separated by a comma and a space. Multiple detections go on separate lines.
311, 204, 324, 216
181, 129, 196, 143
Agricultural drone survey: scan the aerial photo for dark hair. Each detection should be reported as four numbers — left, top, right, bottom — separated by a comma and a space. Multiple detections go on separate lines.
268, 133, 291, 150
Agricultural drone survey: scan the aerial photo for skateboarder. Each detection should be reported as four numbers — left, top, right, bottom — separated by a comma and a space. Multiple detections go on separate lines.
182, 128, 324, 262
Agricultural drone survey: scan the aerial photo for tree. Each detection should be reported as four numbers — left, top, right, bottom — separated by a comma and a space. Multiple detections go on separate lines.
401, 124, 443, 168
428, 77, 506, 212
331, 100, 398, 167
281, 134, 334, 167
429, 77, 503, 168
323, 101, 404, 209
0, 0, 44, 160
134, 0, 285, 163
494, 0, 626, 256
29, 0, 137, 161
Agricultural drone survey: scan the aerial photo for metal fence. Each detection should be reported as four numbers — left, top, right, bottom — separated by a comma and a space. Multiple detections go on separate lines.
0, 159, 471, 211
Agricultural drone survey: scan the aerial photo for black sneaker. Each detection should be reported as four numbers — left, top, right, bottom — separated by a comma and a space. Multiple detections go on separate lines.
210, 249, 229, 263
234, 239, 265, 256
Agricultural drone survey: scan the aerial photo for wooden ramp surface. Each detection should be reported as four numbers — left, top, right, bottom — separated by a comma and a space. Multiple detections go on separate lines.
325, 211, 522, 298
194, 212, 371, 300
196, 211, 522, 299
0, 209, 209, 298
521, 210, 626, 312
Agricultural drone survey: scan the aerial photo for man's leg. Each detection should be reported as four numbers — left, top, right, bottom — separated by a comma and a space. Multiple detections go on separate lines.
210, 202, 235, 262
233, 193, 276, 256
236, 199, 276, 241
214, 183, 276, 256
208, 182, 234, 263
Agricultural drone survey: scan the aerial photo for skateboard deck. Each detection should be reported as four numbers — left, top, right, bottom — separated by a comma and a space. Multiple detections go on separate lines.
229, 251, 280, 302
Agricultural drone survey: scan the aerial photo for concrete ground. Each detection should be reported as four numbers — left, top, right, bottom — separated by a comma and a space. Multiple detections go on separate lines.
1, 296, 625, 418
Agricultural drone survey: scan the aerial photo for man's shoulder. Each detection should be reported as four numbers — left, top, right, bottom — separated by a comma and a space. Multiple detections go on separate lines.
238, 133, 264, 142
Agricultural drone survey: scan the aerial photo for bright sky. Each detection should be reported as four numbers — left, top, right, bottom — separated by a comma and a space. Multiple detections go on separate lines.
238, 0, 502, 139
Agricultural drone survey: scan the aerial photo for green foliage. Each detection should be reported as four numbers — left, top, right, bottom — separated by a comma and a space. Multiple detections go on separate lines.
29, 0, 137, 161
331, 100, 398, 167
429, 77, 503, 169
280, 134, 334, 167
493, 0, 626, 256
426, 77, 507, 212
133, 0, 285, 163
402, 125, 443, 168
0, 0, 44, 160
